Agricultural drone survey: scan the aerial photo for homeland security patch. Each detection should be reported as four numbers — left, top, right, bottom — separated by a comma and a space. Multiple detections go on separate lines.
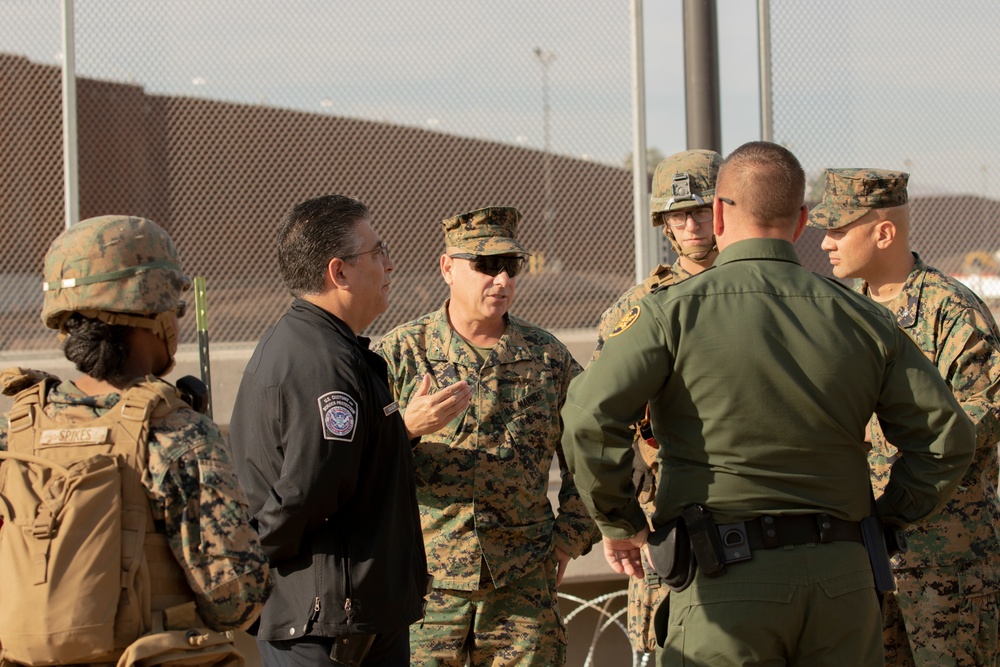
318, 391, 358, 441
609, 305, 641, 337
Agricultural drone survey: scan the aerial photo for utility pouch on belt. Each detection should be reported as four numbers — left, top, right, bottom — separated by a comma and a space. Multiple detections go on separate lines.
681, 503, 727, 578
860, 516, 896, 594
645, 519, 696, 592
329, 634, 376, 667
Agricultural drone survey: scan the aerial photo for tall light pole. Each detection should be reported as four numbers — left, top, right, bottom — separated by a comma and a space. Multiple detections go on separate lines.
534, 47, 555, 224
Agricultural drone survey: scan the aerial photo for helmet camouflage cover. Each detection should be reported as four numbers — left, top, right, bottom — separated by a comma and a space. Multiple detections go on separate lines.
42, 215, 191, 331
649, 149, 723, 226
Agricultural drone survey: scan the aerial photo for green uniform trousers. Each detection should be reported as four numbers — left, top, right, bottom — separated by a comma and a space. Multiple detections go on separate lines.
654, 541, 882, 666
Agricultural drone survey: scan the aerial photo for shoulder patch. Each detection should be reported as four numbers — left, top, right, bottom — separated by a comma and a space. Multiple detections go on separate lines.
609, 305, 641, 338
318, 391, 358, 442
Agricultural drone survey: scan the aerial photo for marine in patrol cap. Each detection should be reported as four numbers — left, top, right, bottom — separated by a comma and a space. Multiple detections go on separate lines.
649, 149, 723, 226
441, 206, 530, 256
808, 168, 909, 229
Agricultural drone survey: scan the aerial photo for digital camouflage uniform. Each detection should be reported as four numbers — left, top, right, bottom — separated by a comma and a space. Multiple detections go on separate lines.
864, 259, 1000, 666
0, 382, 271, 631
590, 150, 721, 655
374, 207, 599, 666
0, 215, 270, 656
811, 169, 1000, 666
592, 260, 693, 364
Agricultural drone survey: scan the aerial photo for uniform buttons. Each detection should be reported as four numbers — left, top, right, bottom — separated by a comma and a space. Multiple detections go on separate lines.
289, 627, 296, 636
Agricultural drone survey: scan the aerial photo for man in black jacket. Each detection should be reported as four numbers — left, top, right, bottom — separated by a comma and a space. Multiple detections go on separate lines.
229, 195, 435, 667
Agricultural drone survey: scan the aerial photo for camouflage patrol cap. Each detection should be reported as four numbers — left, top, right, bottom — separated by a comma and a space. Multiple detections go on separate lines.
41, 215, 191, 330
649, 149, 723, 226
441, 206, 530, 256
808, 168, 909, 229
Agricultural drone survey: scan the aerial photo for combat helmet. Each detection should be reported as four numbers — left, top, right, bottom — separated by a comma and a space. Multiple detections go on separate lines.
648, 149, 723, 263
42, 215, 191, 371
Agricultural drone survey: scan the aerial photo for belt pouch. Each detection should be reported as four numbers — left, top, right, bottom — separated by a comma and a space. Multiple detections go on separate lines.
646, 518, 696, 592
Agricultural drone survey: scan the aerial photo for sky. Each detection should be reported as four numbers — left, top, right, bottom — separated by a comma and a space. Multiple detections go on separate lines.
2, 0, 997, 198
1, 0, 760, 166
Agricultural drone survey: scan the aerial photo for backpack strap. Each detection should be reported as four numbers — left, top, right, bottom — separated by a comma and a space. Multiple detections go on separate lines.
5, 374, 53, 457
115, 378, 197, 628
641, 264, 678, 293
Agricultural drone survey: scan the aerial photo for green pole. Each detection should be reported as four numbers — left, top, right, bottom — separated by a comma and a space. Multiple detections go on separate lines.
193, 276, 213, 419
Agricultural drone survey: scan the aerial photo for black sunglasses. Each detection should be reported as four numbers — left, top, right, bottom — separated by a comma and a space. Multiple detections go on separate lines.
450, 253, 526, 278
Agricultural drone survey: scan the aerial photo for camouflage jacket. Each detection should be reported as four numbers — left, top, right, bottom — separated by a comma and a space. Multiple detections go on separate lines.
375, 304, 599, 590
0, 380, 271, 630
591, 258, 691, 364
863, 254, 1000, 568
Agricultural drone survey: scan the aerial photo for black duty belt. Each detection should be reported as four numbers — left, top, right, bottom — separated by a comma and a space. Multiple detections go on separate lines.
716, 513, 864, 564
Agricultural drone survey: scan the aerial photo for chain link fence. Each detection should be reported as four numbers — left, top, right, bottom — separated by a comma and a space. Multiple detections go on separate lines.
768, 0, 1000, 307
1, 0, 638, 354
4, 3, 1000, 661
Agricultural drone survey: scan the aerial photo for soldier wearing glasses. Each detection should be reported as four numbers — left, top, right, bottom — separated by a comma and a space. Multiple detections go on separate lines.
589, 149, 722, 658
375, 206, 599, 666
592, 149, 722, 362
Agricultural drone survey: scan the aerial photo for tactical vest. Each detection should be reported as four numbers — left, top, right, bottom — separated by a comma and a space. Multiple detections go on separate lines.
0, 371, 197, 666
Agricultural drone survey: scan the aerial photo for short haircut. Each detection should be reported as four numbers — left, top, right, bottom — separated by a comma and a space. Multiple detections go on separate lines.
278, 194, 370, 297
718, 142, 805, 227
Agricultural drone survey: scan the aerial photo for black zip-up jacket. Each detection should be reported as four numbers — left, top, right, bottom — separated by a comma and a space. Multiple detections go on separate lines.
229, 299, 428, 640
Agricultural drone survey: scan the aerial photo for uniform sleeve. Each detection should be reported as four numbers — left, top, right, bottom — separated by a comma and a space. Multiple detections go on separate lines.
254, 365, 367, 563
551, 355, 602, 557
934, 306, 1000, 451
590, 284, 644, 365
562, 301, 671, 539
875, 327, 976, 524
148, 414, 271, 631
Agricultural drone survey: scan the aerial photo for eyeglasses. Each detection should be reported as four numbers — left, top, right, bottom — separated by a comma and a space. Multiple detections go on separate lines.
718, 197, 735, 206
664, 206, 713, 228
342, 240, 390, 262
449, 253, 526, 278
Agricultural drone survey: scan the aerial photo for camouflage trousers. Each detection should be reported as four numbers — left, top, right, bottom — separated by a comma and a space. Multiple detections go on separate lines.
627, 552, 669, 654
883, 558, 1000, 666
410, 557, 566, 667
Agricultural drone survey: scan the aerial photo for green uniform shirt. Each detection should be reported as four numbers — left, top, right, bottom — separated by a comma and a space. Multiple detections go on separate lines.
863, 254, 1000, 568
375, 304, 599, 590
563, 238, 975, 539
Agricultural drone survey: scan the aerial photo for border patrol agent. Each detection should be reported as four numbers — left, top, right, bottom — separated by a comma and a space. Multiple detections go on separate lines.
563, 142, 975, 667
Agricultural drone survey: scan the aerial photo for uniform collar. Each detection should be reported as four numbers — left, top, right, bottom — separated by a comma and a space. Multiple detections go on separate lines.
425, 301, 533, 367
291, 298, 371, 349
715, 238, 802, 267
50, 379, 120, 409
860, 252, 925, 328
